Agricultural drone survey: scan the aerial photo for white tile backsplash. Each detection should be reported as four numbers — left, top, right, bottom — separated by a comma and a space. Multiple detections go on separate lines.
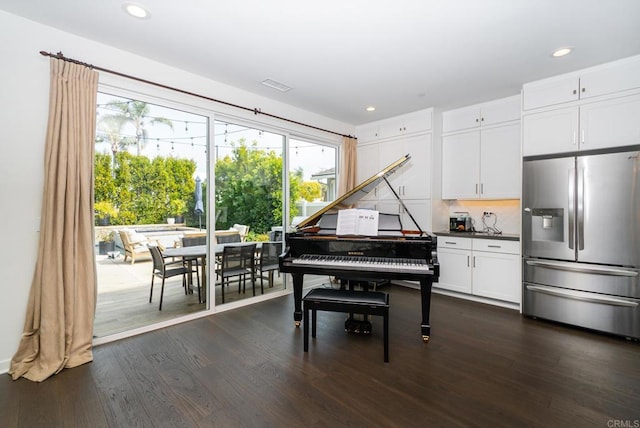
446, 200, 521, 235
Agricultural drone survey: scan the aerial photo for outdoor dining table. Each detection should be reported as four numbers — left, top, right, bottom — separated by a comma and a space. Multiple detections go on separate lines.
162, 242, 262, 303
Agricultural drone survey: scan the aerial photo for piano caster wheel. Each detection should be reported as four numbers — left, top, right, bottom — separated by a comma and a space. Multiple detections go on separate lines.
422, 335, 430, 343
295, 321, 301, 328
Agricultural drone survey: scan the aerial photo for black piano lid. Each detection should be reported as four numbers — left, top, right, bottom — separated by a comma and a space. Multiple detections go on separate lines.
294, 155, 412, 232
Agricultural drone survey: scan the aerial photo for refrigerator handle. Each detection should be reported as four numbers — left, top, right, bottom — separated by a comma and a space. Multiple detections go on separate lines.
577, 164, 585, 251
525, 259, 638, 277
526, 285, 639, 307
568, 167, 575, 250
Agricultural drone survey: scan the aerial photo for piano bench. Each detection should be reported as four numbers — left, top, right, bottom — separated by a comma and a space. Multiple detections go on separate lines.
302, 288, 389, 363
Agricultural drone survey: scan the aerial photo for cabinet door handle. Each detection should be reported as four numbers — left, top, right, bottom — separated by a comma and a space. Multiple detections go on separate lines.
488, 245, 501, 248
475, 118, 479, 123
582, 87, 586, 93
475, 183, 478, 194
445, 241, 457, 245
581, 129, 585, 144
472, 256, 476, 268
572, 89, 577, 95
572, 131, 577, 146
480, 183, 484, 194
467, 255, 470, 267
481, 117, 484, 122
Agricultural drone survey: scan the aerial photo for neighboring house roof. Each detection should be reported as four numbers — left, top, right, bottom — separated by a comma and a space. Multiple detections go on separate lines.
310, 167, 335, 180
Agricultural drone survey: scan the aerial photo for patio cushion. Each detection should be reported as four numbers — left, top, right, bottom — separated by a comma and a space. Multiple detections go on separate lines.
129, 232, 147, 244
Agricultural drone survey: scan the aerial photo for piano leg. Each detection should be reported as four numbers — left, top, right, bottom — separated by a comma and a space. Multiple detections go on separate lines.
420, 277, 433, 342
292, 273, 304, 327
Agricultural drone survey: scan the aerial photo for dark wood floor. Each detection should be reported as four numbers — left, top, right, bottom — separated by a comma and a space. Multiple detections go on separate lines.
1, 286, 639, 427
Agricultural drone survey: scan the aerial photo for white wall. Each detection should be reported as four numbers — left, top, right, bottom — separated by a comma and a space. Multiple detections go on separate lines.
0, 10, 354, 373
446, 200, 521, 235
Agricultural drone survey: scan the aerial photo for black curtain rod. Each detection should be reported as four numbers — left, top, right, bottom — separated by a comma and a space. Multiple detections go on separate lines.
40, 51, 355, 139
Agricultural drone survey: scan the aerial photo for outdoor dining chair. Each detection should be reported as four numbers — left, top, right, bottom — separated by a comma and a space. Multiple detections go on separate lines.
218, 243, 257, 304
148, 245, 194, 310
180, 235, 206, 300
215, 231, 242, 244
255, 241, 282, 292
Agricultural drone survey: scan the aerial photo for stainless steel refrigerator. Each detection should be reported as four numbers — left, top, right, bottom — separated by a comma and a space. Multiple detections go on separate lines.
522, 149, 640, 339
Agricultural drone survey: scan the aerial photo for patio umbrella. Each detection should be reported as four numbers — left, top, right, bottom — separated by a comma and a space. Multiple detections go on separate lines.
194, 176, 204, 230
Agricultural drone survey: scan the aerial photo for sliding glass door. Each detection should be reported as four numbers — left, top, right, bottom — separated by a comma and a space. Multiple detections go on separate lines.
93, 91, 210, 337
212, 121, 286, 304
93, 91, 341, 336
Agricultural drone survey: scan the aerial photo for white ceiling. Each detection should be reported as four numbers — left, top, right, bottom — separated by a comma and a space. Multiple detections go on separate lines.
2, 0, 640, 125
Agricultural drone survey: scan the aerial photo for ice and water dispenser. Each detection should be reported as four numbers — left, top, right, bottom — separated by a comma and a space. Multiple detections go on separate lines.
529, 208, 564, 243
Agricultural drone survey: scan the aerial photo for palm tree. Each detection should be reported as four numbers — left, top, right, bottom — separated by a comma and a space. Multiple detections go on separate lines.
105, 100, 174, 155
96, 114, 135, 173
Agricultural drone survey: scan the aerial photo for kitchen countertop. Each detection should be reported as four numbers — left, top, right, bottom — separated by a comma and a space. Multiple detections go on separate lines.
435, 231, 520, 241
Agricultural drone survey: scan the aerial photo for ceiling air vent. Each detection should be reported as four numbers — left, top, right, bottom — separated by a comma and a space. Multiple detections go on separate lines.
261, 79, 292, 92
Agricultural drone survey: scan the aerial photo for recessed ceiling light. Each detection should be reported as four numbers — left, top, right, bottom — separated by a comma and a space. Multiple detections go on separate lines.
122, 2, 150, 19
552, 47, 572, 57
365, 106, 376, 112
261, 79, 292, 92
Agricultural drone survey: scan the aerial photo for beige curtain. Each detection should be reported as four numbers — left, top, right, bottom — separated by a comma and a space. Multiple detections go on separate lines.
338, 136, 358, 197
9, 59, 98, 382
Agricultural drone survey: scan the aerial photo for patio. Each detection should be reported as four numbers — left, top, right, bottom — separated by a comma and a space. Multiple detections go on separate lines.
94, 248, 286, 338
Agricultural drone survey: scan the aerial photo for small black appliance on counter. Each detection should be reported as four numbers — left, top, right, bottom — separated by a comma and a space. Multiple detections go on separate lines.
449, 212, 473, 232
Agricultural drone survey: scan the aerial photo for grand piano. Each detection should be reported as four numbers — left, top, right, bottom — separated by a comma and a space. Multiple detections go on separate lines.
279, 155, 439, 342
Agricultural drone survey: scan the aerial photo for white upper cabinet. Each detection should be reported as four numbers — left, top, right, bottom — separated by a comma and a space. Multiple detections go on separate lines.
443, 124, 520, 199
356, 143, 380, 200
399, 134, 433, 200
355, 108, 436, 230
523, 93, 640, 156
378, 134, 432, 200
441, 95, 521, 200
357, 123, 382, 142
442, 95, 520, 133
443, 106, 482, 133
442, 132, 481, 199
479, 124, 521, 199
380, 109, 432, 137
522, 107, 579, 156
522, 55, 640, 156
579, 56, 640, 100
579, 95, 640, 150
522, 75, 580, 111
357, 109, 432, 142
523, 55, 640, 111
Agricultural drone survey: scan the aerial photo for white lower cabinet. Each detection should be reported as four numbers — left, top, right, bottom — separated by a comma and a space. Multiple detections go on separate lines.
436, 237, 472, 293
472, 239, 521, 304
436, 237, 521, 304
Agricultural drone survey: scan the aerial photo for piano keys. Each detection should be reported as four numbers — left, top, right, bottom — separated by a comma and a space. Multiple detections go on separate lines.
279, 154, 439, 342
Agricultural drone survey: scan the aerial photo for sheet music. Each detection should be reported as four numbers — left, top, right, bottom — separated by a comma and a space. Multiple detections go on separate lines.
336, 209, 379, 236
